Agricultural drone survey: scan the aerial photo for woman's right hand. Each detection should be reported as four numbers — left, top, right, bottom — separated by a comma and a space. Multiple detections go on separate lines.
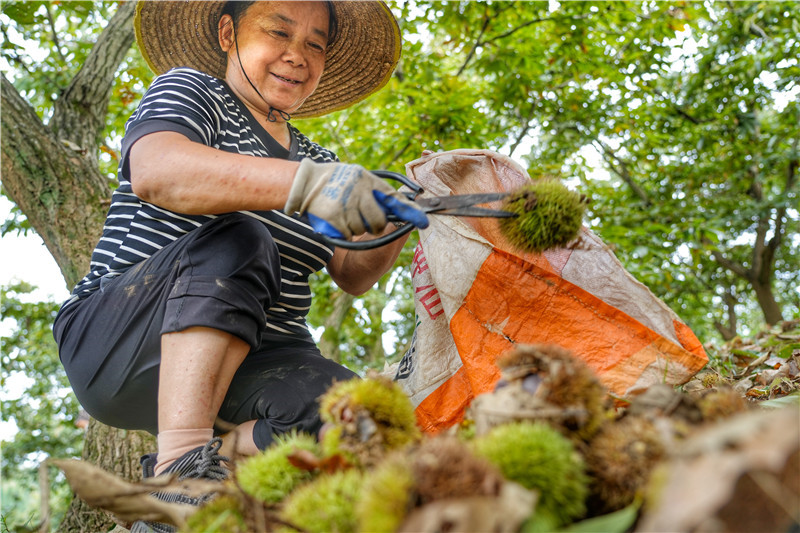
284, 159, 428, 239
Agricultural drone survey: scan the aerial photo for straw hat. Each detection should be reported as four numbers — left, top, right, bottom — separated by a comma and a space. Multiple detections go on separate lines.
134, 1, 401, 118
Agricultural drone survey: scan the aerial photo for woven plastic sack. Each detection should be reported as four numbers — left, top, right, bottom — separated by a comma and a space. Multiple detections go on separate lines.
392, 149, 708, 433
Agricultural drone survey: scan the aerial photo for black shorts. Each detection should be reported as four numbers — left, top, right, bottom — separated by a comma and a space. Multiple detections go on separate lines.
54, 213, 357, 449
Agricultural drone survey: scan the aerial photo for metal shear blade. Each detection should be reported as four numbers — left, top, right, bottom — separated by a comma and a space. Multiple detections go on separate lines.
323, 170, 516, 250
412, 192, 516, 218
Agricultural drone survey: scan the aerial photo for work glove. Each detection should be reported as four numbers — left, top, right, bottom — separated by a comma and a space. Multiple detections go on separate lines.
285, 159, 429, 239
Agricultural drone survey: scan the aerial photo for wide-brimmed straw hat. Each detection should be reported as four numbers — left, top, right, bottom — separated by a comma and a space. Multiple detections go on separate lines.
134, 1, 401, 118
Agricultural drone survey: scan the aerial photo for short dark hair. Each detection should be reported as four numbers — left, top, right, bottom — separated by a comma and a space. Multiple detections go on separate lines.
221, 1, 339, 47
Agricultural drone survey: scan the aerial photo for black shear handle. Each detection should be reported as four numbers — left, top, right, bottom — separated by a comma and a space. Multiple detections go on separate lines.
322, 170, 424, 250
371, 170, 423, 198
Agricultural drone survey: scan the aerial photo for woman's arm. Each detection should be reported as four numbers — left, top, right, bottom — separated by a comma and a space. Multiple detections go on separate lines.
129, 131, 299, 214
133, 129, 416, 293
326, 227, 411, 295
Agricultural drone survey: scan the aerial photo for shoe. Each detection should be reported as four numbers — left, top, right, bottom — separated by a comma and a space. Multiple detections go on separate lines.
130, 437, 229, 533
140, 452, 158, 479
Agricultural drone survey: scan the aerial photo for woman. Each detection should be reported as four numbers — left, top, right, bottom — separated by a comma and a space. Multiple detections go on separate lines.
53, 1, 425, 529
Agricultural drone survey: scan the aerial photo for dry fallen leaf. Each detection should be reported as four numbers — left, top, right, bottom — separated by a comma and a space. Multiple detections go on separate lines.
50, 458, 226, 527
636, 405, 800, 532
286, 448, 350, 474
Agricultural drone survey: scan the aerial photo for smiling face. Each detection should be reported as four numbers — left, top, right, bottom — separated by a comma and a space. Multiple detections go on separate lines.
219, 1, 330, 119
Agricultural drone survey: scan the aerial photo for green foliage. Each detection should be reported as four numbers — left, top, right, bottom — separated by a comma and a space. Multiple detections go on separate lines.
472, 422, 589, 528
0, 283, 83, 531
526, 1, 800, 337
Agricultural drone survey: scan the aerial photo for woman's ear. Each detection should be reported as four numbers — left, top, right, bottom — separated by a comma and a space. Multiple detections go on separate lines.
218, 14, 234, 52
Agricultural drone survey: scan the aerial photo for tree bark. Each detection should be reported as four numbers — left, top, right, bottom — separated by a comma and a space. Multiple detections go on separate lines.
713, 290, 738, 341
1, 4, 156, 532
1, 74, 109, 288
751, 278, 784, 326
318, 291, 356, 363
50, 1, 136, 165
59, 419, 156, 532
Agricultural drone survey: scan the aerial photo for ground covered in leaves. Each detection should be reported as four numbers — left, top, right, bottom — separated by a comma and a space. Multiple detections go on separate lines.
687, 319, 800, 402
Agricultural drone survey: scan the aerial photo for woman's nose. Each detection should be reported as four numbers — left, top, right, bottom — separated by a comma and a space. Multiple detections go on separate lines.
282, 41, 306, 66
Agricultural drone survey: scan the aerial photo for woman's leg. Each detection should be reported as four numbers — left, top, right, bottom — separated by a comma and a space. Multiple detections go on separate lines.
155, 326, 250, 474
55, 214, 282, 455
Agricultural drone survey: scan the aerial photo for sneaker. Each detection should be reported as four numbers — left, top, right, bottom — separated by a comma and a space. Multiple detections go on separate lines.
140, 452, 158, 479
130, 437, 229, 533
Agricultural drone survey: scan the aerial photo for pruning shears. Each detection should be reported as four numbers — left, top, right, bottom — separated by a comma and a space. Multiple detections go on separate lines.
318, 170, 516, 250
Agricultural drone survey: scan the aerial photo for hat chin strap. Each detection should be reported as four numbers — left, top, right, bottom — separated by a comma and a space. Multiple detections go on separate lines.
230, 19, 292, 123
266, 107, 291, 123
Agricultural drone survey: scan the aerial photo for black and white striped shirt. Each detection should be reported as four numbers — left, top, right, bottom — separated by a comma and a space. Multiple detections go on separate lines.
64, 68, 337, 342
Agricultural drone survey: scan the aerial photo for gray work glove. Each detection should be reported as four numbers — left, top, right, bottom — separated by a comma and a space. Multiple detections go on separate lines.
285, 159, 428, 239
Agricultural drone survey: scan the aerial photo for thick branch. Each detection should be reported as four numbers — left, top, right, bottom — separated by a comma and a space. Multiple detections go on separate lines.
2, 75, 111, 288
708, 246, 749, 279
713, 290, 738, 341
2, 2, 136, 287
49, 1, 136, 162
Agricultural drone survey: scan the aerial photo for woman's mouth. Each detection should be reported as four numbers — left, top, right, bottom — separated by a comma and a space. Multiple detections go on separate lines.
272, 73, 300, 85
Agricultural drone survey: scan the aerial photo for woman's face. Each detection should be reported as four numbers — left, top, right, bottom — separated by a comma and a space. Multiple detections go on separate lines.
219, 1, 329, 117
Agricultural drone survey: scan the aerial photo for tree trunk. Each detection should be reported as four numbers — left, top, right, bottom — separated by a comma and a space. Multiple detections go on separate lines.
751, 277, 784, 326
713, 291, 738, 341
319, 291, 356, 363
1, 4, 157, 532
59, 419, 155, 532
1, 74, 110, 287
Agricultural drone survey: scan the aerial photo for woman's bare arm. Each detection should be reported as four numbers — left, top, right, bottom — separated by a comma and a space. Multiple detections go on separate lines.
129, 131, 299, 214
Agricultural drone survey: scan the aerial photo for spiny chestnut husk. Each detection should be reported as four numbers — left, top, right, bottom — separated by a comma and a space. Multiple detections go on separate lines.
319, 375, 421, 467
360, 436, 535, 533
411, 436, 505, 505
357, 452, 416, 533
499, 179, 588, 253
696, 387, 750, 422
235, 431, 320, 505
469, 344, 612, 441
584, 414, 666, 514
280, 469, 364, 533
471, 421, 589, 529
181, 495, 248, 533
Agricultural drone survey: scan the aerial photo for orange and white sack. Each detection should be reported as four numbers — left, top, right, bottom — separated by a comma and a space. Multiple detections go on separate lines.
391, 149, 707, 433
